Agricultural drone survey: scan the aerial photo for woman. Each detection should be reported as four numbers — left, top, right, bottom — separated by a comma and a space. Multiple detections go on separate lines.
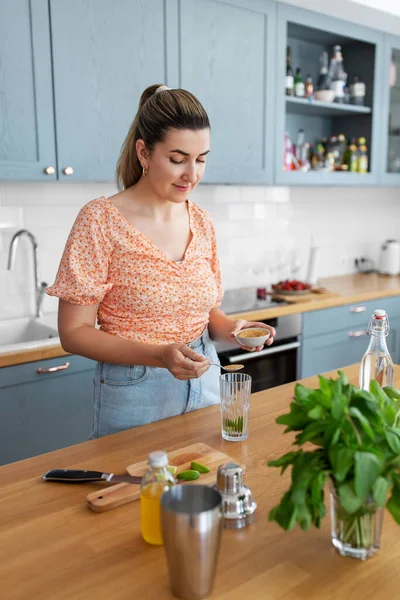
47, 84, 276, 438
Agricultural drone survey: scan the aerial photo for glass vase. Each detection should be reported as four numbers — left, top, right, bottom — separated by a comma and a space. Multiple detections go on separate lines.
330, 489, 383, 561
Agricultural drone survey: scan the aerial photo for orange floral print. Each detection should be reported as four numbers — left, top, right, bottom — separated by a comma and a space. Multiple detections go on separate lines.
46, 197, 223, 345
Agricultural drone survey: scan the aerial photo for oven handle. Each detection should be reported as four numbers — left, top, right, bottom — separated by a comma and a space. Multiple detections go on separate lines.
227, 341, 301, 363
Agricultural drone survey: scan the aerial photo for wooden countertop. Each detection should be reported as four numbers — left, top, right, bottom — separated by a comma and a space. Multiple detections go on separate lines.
2, 273, 400, 368
228, 273, 400, 321
1, 363, 400, 600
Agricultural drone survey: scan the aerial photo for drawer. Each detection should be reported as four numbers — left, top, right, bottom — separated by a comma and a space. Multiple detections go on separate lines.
303, 296, 400, 339
0, 355, 96, 388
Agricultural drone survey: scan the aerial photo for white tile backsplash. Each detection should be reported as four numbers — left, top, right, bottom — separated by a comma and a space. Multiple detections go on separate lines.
0, 181, 399, 319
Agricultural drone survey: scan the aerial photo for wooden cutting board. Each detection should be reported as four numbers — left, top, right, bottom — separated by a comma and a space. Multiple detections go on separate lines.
87, 443, 244, 512
272, 287, 340, 304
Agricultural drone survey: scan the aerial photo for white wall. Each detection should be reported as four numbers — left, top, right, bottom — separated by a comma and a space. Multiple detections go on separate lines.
282, 0, 400, 35
0, 182, 399, 320
350, 0, 400, 18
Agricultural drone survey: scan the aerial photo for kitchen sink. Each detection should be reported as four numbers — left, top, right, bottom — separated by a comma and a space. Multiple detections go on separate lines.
0, 316, 60, 354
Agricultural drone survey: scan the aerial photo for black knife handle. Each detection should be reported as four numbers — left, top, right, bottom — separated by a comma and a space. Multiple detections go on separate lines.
43, 469, 105, 483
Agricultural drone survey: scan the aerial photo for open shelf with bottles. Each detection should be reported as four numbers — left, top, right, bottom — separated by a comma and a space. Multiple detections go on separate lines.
275, 4, 384, 185
286, 96, 372, 117
381, 39, 400, 183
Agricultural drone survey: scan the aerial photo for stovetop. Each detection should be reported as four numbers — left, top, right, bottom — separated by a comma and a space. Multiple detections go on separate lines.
220, 287, 287, 315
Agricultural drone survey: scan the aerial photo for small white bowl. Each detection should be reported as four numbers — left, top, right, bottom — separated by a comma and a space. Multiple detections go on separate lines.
234, 328, 271, 348
314, 90, 335, 103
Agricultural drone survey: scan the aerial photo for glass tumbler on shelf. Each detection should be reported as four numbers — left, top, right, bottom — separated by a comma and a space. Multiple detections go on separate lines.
220, 373, 252, 442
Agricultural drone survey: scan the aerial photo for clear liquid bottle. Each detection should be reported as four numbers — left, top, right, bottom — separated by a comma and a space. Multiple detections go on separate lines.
359, 309, 394, 390
140, 450, 175, 545
317, 51, 330, 90
329, 45, 347, 103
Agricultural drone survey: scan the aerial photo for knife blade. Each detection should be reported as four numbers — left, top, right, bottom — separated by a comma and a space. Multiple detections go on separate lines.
42, 469, 143, 485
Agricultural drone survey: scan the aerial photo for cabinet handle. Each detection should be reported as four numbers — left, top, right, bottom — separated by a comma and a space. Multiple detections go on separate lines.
63, 167, 74, 176
349, 306, 367, 313
348, 330, 367, 337
44, 166, 55, 175
37, 362, 70, 374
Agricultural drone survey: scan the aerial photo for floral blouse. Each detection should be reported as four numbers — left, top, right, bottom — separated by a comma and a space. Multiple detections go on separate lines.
46, 197, 223, 345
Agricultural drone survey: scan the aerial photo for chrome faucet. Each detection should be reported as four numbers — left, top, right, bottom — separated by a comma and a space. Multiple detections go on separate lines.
7, 229, 48, 318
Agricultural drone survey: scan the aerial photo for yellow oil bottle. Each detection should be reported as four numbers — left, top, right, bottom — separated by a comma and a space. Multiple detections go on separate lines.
140, 451, 175, 545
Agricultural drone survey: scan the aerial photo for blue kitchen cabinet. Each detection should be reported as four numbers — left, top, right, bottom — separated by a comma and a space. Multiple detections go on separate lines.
0, 355, 95, 466
275, 3, 384, 186
300, 297, 400, 378
0, 0, 57, 180
49, 0, 169, 181
173, 0, 276, 184
380, 35, 400, 185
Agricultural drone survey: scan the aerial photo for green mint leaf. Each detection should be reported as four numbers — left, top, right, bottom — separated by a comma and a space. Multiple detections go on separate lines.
276, 405, 309, 431
268, 492, 298, 530
329, 447, 354, 483
296, 502, 312, 531
337, 370, 349, 385
308, 405, 325, 420
268, 451, 298, 474
294, 383, 314, 405
338, 482, 362, 514
385, 429, 400, 455
348, 407, 375, 441
354, 451, 382, 501
318, 375, 332, 398
310, 389, 331, 409
331, 393, 345, 421
295, 422, 326, 446
370, 380, 391, 406
383, 386, 400, 400
372, 476, 391, 507
387, 476, 400, 524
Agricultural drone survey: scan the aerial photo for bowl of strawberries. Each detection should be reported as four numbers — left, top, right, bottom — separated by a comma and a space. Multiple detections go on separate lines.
272, 279, 312, 296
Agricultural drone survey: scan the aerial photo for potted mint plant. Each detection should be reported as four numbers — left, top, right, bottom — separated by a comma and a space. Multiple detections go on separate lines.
268, 371, 400, 560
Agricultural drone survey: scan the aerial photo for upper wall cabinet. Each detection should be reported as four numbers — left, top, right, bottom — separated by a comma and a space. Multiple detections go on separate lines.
381, 35, 400, 185
173, 0, 276, 184
275, 4, 384, 186
0, 0, 57, 180
49, 0, 168, 181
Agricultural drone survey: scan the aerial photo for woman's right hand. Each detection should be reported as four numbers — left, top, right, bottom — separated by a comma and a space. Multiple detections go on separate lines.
160, 344, 210, 380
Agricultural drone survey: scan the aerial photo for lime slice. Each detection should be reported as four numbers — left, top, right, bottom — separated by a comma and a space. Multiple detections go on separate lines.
167, 465, 177, 475
190, 461, 210, 474
177, 470, 200, 481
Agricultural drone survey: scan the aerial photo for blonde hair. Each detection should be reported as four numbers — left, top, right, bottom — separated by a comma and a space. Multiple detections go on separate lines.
116, 84, 210, 190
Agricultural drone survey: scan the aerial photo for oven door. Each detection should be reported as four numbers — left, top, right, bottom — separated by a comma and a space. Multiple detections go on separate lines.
217, 338, 300, 393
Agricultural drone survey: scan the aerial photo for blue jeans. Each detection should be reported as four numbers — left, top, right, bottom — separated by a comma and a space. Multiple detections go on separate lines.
90, 328, 220, 438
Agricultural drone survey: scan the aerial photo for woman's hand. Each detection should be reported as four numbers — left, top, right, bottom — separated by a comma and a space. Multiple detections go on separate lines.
160, 343, 210, 380
227, 319, 276, 352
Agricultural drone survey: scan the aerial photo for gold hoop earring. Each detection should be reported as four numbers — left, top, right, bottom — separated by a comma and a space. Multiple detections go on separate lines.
142, 165, 148, 177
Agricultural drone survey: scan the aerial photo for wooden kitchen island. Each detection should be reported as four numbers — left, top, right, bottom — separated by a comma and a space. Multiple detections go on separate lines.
1, 364, 400, 600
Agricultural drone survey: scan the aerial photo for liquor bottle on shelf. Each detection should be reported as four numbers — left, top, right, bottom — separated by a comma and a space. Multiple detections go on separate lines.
317, 51, 330, 90
329, 45, 347, 103
350, 75, 366, 106
286, 46, 294, 96
283, 132, 296, 171
344, 137, 358, 172
357, 137, 369, 173
295, 129, 309, 170
305, 75, 314, 99
294, 68, 305, 97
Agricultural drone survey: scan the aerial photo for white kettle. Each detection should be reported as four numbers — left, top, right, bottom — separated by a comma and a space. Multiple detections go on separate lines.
379, 240, 400, 275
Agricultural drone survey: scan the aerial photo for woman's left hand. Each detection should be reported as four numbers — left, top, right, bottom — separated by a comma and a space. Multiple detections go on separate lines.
227, 320, 276, 352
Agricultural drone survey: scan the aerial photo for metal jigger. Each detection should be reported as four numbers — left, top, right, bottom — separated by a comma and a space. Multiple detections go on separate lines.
213, 462, 257, 529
